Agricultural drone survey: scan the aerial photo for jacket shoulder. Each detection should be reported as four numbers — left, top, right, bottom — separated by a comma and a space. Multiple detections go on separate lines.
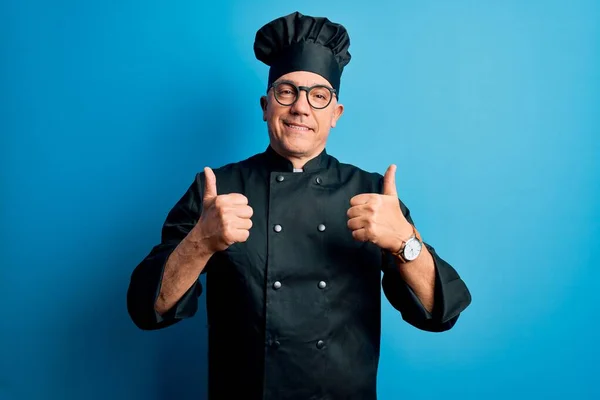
206, 153, 257, 172
333, 157, 384, 192
190, 152, 265, 194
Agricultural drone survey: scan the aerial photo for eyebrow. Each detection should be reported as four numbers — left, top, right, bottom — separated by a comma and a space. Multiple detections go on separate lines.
273, 79, 332, 89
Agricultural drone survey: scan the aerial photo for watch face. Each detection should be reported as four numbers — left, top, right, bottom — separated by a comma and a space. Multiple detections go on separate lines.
403, 238, 423, 261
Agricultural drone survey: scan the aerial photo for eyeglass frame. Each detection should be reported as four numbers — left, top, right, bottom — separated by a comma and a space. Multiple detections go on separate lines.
268, 80, 338, 110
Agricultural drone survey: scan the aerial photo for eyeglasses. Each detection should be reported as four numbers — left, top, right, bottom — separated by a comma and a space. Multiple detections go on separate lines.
270, 81, 337, 110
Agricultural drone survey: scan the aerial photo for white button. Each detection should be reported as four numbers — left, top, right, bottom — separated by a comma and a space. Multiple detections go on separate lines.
318, 281, 327, 289
274, 224, 282, 233
318, 224, 326, 232
273, 281, 282, 290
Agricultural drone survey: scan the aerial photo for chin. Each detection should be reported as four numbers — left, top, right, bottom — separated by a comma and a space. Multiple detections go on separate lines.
279, 143, 309, 157
285, 135, 317, 152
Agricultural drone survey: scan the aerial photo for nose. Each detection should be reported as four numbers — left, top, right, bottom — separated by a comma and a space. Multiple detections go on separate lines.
289, 89, 311, 116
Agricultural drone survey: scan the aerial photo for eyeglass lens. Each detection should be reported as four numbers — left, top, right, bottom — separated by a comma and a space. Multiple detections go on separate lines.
273, 83, 332, 109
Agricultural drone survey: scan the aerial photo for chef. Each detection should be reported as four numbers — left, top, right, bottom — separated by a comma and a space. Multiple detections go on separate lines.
127, 11, 472, 400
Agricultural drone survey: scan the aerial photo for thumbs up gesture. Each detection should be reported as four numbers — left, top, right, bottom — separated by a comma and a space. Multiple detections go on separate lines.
196, 167, 253, 253
347, 164, 414, 253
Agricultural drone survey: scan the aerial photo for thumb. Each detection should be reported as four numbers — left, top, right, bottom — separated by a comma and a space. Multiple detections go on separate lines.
203, 167, 217, 203
382, 164, 397, 196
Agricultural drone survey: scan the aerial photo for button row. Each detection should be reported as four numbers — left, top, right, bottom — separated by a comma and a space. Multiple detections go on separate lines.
274, 175, 323, 185
271, 281, 327, 290
269, 339, 326, 349
273, 224, 326, 232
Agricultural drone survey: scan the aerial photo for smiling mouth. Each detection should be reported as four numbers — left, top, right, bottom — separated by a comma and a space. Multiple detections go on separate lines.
284, 122, 311, 131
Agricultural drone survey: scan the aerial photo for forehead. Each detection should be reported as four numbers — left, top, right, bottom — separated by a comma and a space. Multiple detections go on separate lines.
274, 71, 333, 87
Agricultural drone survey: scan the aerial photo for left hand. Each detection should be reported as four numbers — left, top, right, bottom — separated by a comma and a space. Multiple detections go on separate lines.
347, 164, 414, 252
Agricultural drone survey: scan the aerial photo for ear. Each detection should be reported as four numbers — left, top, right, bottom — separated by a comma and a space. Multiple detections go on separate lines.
260, 96, 268, 121
330, 103, 344, 128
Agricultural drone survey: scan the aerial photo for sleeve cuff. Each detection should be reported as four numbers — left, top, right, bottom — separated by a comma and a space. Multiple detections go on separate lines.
381, 243, 471, 332
127, 243, 203, 330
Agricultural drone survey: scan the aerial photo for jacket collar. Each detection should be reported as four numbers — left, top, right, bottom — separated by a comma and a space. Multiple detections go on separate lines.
263, 145, 331, 172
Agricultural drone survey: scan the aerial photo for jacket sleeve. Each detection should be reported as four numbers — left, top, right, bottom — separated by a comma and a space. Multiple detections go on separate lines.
381, 199, 472, 333
126, 173, 208, 331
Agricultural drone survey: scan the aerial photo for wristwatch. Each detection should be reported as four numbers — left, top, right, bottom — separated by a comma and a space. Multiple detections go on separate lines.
393, 225, 423, 263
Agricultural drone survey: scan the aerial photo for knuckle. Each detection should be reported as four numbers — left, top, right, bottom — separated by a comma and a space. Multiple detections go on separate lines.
234, 194, 248, 204
222, 219, 234, 233
235, 230, 248, 243
222, 232, 232, 244
370, 209, 378, 221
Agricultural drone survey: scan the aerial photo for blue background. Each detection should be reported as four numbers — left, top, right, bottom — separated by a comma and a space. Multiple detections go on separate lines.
2, 0, 598, 399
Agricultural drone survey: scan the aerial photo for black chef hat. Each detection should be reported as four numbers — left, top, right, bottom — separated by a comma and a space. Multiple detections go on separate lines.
254, 11, 351, 96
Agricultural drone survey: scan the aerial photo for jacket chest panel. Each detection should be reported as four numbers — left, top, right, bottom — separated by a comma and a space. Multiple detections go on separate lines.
217, 169, 383, 282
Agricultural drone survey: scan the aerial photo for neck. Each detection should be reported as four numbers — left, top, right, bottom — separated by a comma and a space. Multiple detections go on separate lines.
270, 144, 325, 170
288, 157, 308, 170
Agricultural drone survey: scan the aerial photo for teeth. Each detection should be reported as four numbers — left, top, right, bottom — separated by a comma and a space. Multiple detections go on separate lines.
287, 124, 309, 131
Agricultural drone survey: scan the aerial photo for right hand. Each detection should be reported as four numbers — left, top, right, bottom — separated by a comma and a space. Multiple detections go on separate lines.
194, 167, 253, 253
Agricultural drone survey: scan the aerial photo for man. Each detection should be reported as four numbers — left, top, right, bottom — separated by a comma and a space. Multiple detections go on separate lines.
127, 11, 471, 400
